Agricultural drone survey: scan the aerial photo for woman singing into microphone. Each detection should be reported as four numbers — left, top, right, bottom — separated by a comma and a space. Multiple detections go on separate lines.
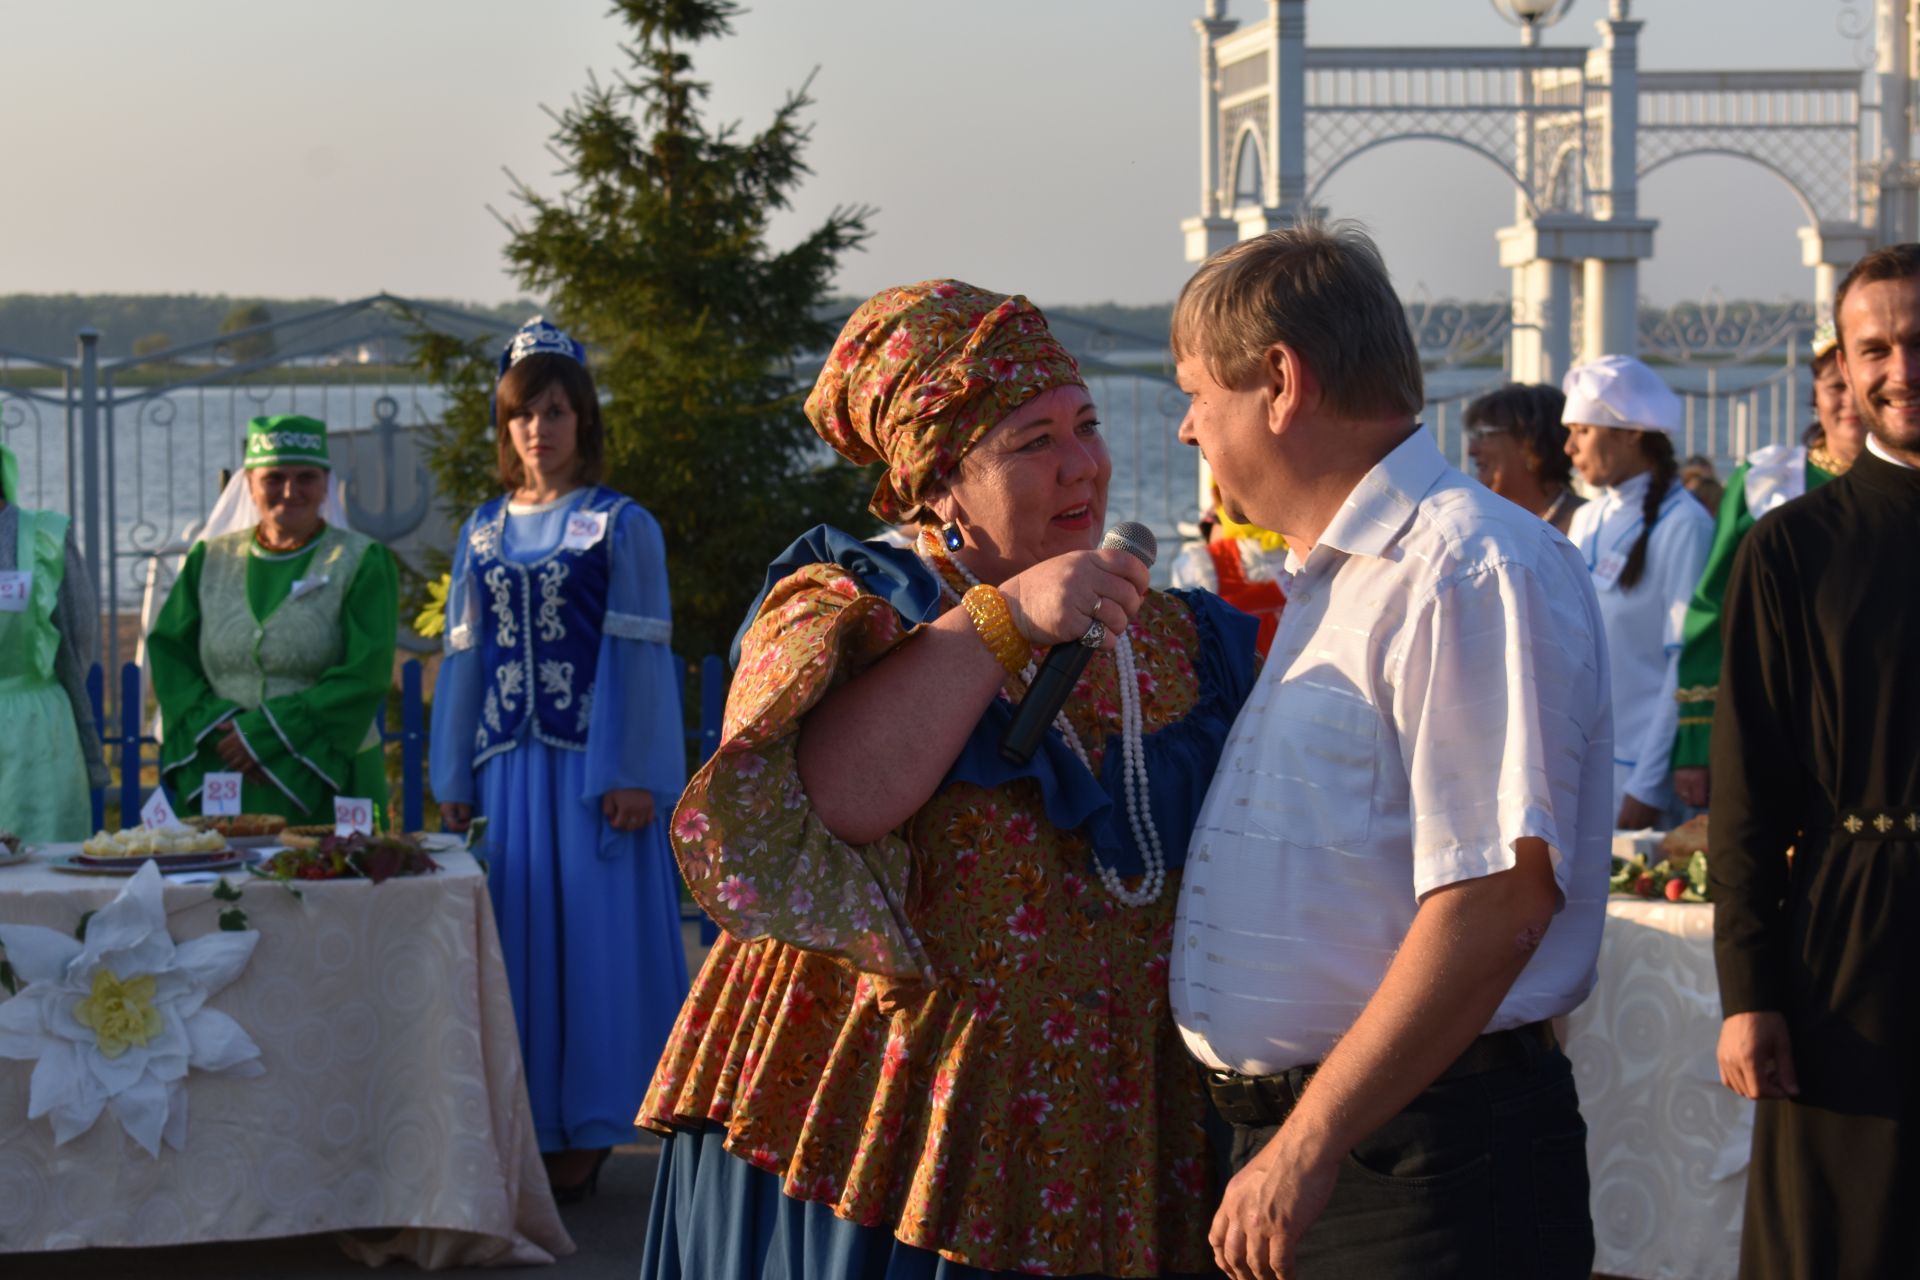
640, 281, 1258, 1278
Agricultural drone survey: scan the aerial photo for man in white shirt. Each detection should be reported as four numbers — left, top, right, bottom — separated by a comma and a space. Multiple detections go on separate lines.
1168, 222, 1612, 1280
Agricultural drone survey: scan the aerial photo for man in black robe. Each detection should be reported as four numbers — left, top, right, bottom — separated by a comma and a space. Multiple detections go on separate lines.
1712, 242, 1920, 1280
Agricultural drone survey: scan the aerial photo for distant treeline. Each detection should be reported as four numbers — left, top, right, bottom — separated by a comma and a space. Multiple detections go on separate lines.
0, 294, 537, 361
1045, 302, 1174, 351
1, 293, 1178, 364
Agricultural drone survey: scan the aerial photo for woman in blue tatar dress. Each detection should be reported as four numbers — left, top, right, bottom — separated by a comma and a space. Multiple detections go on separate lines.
431, 318, 689, 1200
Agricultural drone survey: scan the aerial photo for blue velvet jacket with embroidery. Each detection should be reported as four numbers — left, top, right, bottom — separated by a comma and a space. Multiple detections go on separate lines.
467, 486, 630, 764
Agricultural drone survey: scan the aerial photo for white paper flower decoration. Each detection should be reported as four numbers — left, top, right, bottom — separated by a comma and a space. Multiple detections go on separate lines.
0, 861, 263, 1155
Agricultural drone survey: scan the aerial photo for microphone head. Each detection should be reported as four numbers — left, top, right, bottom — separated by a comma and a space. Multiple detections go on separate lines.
1101, 521, 1158, 569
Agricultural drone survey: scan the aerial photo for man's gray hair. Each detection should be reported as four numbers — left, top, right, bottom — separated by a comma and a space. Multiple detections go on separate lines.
1172, 219, 1424, 420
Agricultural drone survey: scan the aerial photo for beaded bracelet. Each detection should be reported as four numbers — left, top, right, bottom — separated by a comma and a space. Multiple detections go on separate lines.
960, 584, 1033, 678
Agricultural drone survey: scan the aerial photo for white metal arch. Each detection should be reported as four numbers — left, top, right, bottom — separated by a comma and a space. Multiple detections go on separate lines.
1225, 123, 1267, 207
1542, 140, 1583, 213
1306, 132, 1540, 219
1639, 147, 1821, 230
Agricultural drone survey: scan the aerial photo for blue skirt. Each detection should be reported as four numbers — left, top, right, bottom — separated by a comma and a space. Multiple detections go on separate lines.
640, 1125, 1217, 1280
478, 740, 689, 1152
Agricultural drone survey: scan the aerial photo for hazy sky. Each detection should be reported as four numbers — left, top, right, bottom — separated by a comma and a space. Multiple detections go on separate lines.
5, 0, 1876, 310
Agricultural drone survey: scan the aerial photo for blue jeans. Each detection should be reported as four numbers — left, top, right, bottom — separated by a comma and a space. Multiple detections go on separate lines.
1220, 1040, 1594, 1279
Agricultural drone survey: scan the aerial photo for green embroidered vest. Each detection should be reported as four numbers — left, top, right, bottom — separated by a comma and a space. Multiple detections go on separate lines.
197, 525, 380, 749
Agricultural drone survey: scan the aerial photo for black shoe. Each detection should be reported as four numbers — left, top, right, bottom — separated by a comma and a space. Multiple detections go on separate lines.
550, 1148, 611, 1205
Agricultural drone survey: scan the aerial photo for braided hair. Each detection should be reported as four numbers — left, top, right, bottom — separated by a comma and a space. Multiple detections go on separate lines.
1618, 430, 1677, 592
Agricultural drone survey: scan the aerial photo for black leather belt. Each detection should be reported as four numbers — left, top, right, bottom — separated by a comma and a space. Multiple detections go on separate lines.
1204, 1021, 1559, 1129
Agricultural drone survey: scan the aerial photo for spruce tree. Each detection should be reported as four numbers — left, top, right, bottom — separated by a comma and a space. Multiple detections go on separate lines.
422, 0, 873, 666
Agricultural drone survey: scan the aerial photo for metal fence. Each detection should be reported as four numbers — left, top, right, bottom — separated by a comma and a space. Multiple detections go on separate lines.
9, 291, 1829, 837
0, 295, 510, 731
84, 654, 730, 833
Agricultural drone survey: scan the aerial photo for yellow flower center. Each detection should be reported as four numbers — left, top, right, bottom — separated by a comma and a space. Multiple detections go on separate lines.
72, 967, 163, 1059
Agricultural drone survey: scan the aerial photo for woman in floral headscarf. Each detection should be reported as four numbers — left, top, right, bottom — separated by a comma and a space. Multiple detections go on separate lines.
638, 282, 1259, 1278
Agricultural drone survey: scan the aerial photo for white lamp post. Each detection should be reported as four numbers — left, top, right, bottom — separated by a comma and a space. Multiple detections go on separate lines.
1490, 0, 1575, 46
1491, 0, 1576, 383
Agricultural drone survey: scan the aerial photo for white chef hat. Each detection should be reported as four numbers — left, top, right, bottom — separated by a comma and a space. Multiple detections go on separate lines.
1561, 355, 1682, 434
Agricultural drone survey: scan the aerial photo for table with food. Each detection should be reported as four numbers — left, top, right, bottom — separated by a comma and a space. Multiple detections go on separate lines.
1563, 815, 1751, 1280
0, 816, 572, 1267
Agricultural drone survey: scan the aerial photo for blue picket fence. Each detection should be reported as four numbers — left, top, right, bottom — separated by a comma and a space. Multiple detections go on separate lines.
86, 654, 731, 832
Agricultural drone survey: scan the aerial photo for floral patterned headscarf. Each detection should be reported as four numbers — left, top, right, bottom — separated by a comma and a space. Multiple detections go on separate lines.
806, 280, 1085, 523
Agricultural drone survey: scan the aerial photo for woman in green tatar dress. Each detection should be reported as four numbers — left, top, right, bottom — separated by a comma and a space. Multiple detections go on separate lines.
148, 416, 397, 823
0, 441, 110, 842
1671, 321, 1866, 808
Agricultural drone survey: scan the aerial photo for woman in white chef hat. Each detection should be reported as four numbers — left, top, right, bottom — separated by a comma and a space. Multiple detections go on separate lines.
1562, 355, 1715, 831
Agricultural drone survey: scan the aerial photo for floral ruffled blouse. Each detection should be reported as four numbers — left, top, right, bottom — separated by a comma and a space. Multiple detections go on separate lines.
643, 547, 1255, 1277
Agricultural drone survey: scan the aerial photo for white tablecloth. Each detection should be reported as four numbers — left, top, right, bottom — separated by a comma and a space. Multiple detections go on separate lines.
0, 847, 573, 1268
1565, 899, 1753, 1280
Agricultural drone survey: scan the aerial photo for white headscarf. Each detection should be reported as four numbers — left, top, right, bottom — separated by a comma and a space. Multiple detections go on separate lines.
1561, 355, 1683, 434
190, 470, 352, 544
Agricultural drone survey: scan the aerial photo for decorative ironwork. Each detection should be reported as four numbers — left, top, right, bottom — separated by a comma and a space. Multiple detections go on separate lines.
0, 294, 512, 729
1835, 0, 1876, 71
1637, 72, 1862, 224
1302, 52, 1592, 216
1404, 296, 1512, 369
344, 395, 432, 542
1638, 294, 1819, 365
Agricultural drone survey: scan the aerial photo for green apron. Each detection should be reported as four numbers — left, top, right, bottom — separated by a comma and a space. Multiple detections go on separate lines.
0, 508, 90, 842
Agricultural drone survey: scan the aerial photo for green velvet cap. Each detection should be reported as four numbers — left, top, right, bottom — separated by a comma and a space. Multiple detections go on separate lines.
243, 415, 330, 470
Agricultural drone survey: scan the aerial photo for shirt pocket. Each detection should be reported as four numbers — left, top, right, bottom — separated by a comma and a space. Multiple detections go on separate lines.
1244, 682, 1380, 850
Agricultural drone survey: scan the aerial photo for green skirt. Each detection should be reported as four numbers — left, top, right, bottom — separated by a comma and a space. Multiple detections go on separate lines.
0, 677, 90, 842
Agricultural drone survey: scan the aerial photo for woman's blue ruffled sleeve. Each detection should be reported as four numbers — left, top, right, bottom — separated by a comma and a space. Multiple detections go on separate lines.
583, 502, 686, 804
428, 518, 482, 807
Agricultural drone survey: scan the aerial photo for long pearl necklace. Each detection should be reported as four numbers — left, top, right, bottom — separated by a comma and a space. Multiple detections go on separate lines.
918, 532, 1167, 907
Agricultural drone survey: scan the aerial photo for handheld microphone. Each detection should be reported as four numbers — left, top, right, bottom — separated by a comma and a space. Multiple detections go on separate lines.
998, 522, 1158, 766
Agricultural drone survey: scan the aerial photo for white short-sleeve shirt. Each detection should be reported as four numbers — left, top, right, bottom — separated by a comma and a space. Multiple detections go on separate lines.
1171, 429, 1614, 1077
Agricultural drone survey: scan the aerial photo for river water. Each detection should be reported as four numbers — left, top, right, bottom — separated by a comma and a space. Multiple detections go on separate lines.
1, 361, 1810, 608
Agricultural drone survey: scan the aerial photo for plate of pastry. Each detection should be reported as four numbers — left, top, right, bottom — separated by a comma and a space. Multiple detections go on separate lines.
61, 824, 241, 873
185, 813, 288, 848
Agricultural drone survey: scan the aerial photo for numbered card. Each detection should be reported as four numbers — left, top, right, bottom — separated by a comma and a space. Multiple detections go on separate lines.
334, 796, 375, 837
202, 772, 244, 816
562, 509, 609, 551
140, 787, 179, 830
0, 570, 31, 613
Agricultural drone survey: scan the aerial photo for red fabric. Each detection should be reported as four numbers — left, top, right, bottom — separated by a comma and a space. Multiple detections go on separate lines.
1210, 539, 1284, 657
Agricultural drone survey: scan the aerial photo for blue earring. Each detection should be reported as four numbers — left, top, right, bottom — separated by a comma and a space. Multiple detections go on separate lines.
942, 523, 964, 553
